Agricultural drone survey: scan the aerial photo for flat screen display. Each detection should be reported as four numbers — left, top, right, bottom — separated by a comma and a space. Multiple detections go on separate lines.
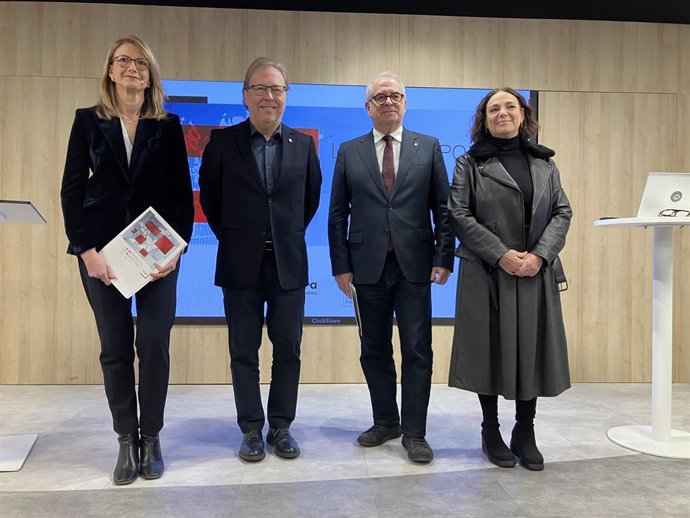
162, 80, 535, 323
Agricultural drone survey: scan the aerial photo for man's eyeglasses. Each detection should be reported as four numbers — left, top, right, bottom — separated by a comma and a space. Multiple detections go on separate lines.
246, 84, 288, 97
112, 55, 150, 71
369, 92, 405, 105
658, 208, 690, 217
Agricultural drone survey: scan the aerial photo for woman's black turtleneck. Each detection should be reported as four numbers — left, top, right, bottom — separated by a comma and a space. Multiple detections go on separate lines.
489, 134, 533, 228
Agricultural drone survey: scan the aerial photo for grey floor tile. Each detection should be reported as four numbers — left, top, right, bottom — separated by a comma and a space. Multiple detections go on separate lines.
1, 383, 690, 517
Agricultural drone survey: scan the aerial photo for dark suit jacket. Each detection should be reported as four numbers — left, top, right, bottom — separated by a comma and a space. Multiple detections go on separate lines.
328, 128, 454, 284
198, 119, 322, 291
61, 107, 194, 255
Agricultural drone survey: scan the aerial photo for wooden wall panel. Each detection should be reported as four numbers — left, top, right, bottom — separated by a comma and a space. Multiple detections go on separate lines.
674, 93, 690, 382
1, 1, 689, 384
540, 91, 677, 381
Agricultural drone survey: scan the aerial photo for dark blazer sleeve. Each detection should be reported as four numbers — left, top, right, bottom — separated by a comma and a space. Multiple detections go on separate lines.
162, 114, 194, 245
198, 129, 223, 238
60, 109, 93, 255
328, 145, 352, 275
304, 134, 322, 228
429, 137, 455, 271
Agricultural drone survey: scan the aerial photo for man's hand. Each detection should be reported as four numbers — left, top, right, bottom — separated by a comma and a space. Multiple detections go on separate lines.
430, 267, 451, 285
335, 272, 354, 298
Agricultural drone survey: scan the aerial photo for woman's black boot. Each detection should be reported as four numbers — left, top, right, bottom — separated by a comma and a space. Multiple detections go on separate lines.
113, 433, 139, 485
478, 394, 515, 468
510, 398, 544, 471
140, 433, 164, 479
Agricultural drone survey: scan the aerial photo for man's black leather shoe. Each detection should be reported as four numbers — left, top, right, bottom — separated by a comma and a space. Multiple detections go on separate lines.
267, 428, 300, 459
239, 430, 265, 462
113, 433, 139, 485
357, 424, 402, 447
402, 435, 434, 463
140, 433, 164, 479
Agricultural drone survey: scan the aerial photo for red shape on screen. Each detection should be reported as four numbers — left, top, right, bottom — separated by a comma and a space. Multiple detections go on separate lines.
295, 128, 319, 154
183, 125, 215, 157
135, 234, 146, 244
139, 249, 148, 257
193, 190, 207, 223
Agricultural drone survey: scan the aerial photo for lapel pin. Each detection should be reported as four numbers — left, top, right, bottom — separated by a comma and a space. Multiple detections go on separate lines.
413, 141, 418, 147
288, 137, 293, 143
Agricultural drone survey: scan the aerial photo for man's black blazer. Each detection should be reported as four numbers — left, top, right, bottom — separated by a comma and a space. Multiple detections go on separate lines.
61, 107, 194, 256
328, 128, 454, 284
198, 119, 322, 291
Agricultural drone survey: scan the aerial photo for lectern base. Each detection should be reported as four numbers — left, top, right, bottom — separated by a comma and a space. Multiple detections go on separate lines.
607, 425, 690, 459
0, 434, 38, 471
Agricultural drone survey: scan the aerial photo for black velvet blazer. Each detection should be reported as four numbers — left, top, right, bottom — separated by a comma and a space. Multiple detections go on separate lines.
60, 107, 194, 255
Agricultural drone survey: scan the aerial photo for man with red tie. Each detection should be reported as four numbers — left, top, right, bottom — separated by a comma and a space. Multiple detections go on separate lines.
328, 72, 454, 463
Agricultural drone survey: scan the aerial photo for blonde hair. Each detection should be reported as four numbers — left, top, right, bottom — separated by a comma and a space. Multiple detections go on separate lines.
95, 35, 167, 120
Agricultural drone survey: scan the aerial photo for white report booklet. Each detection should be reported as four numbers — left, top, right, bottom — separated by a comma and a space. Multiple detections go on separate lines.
99, 206, 187, 299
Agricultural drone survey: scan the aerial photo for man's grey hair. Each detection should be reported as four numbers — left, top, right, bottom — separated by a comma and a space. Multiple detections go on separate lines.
365, 72, 406, 101
243, 57, 289, 90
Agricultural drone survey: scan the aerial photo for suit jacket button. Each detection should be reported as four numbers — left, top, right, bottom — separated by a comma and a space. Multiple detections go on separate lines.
268, 197, 273, 203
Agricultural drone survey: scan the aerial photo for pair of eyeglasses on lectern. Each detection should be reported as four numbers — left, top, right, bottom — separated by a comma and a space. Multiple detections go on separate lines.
658, 209, 690, 217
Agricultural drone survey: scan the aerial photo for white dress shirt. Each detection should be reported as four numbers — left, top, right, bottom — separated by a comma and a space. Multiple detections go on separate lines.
120, 119, 133, 166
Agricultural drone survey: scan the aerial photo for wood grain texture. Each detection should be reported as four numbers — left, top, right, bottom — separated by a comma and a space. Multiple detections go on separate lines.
1, 1, 689, 384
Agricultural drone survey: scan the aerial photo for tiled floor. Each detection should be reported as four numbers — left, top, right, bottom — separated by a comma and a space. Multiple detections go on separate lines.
1, 383, 689, 517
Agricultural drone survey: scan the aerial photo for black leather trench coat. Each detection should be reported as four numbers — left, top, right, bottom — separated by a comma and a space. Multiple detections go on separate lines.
447, 139, 572, 400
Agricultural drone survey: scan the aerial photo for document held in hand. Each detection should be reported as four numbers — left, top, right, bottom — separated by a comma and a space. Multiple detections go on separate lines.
99, 206, 187, 299
348, 281, 363, 337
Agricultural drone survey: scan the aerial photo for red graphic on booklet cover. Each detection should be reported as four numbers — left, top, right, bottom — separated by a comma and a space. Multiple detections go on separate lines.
139, 249, 148, 257
135, 234, 146, 244
145, 220, 161, 236
155, 235, 174, 255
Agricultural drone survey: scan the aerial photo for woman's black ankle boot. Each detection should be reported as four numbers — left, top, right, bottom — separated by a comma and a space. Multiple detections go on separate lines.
511, 398, 544, 471
482, 422, 516, 467
113, 433, 139, 485
140, 433, 164, 479
478, 394, 515, 467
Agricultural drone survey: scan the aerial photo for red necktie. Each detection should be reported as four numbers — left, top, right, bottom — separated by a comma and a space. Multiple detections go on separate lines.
382, 134, 395, 197
382, 135, 395, 251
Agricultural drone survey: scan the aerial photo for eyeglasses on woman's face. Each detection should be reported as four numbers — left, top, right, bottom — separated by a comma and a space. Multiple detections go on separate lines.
112, 55, 150, 71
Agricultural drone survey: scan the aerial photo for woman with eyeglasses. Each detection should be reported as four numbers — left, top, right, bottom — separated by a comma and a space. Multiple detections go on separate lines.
60, 35, 193, 485
447, 88, 572, 471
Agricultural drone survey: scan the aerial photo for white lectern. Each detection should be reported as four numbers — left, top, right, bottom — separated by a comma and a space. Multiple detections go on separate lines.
0, 200, 44, 471
595, 217, 690, 459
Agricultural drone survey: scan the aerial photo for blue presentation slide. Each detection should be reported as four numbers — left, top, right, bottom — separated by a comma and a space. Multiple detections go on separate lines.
162, 80, 533, 323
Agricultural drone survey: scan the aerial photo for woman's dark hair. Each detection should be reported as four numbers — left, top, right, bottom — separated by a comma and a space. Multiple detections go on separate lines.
469, 87, 539, 144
